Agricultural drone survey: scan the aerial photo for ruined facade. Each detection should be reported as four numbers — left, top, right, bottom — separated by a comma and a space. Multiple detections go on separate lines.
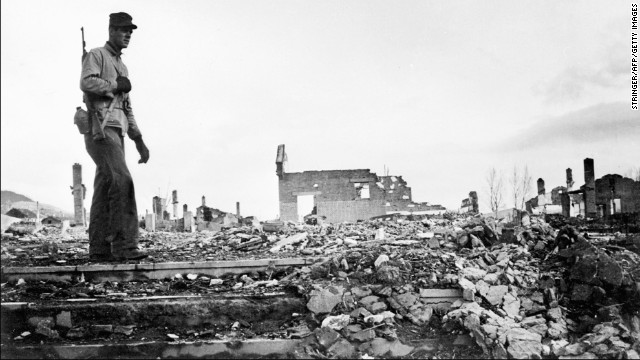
525, 180, 565, 215
593, 174, 640, 216
195, 196, 239, 231
554, 158, 640, 219
276, 144, 444, 223
460, 191, 479, 214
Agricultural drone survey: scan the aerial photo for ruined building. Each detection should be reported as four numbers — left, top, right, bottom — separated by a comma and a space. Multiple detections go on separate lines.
195, 196, 239, 231
561, 158, 640, 218
460, 191, 479, 214
275, 144, 445, 223
152, 196, 171, 222
526, 158, 640, 219
525, 178, 565, 215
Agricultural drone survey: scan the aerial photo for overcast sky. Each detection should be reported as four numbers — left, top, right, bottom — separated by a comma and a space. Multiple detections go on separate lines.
2, 0, 638, 220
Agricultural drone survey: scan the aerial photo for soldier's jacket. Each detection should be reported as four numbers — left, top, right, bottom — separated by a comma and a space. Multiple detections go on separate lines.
80, 41, 141, 140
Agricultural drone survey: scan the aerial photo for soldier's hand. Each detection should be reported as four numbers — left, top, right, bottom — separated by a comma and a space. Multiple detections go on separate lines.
115, 76, 132, 94
134, 137, 149, 164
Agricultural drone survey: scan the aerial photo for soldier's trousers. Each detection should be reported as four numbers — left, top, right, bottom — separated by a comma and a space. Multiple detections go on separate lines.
84, 127, 139, 256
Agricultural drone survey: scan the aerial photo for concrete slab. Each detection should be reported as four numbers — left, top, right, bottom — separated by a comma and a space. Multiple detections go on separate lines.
419, 288, 462, 298
2, 339, 302, 359
1, 257, 326, 282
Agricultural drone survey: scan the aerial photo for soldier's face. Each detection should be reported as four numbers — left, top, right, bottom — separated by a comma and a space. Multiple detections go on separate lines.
110, 27, 133, 49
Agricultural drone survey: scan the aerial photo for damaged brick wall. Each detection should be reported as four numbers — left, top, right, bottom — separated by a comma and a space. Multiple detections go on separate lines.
278, 169, 387, 223
275, 145, 444, 222
595, 174, 640, 216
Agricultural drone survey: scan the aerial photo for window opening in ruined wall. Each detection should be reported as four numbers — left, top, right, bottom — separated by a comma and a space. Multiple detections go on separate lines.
297, 195, 315, 223
355, 183, 370, 199
610, 199, 621, 214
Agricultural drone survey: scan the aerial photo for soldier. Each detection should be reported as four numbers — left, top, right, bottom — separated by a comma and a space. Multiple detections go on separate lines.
81, 12, 149, 261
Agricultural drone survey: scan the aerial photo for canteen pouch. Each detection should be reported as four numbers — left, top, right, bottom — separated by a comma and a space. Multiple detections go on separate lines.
74, 106, 91, 134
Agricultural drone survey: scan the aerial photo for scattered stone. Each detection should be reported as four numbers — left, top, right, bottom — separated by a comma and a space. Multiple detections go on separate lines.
351, 287, 372, 299
370, 302, 388, 314
360, 295, 381, 309
28, 316, 54, 328
364, 311, 395, 324
571, 283, 593, 302
209, 278, 224, 286
502, 293, 520, 318
407, 306, 433, 325
557, 342, 588, 356
547, 307, 563, 322
55, 311, 72, 329
374, 254, 389, 268
483, 273, 500, 285
114, 325, 135, 336
365, 338, 415, 357
327, 338, 356, 358
547, 321, 568, 339
350, 307, 372, 319
349, 329, 376, 343
35, 319, 60, 339
394, 292, 417, 309
505, 328, 543, 359
376, 265, 401, 284
316, 327, 341, 350
596, 254, 623, 287
485, 285, 508, 306
460, 267, 487, 281
321, 314, 351, 331
65, 327, 86, 339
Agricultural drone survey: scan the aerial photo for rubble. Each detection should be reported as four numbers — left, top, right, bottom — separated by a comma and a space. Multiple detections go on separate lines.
2, 212, 640, 359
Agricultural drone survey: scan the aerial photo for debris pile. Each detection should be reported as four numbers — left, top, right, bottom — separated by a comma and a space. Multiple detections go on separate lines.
438, 224, 640, 359
2, 213, 640, 358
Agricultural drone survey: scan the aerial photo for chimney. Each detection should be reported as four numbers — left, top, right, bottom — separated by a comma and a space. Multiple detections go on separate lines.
469, 191, 478, 213
566, 168, 574, 190
276, 144, 286, 179
236, 201, 241, 218
201, 196, 206, 207
172, 190, 178, 219
72, 163, 85, 226
537, 178, 545, 195
584, 158, 596, 217
183, 204, 188, 213
152, 196, 164, 221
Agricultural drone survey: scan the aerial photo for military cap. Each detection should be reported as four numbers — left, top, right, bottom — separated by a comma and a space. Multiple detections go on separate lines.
109, 12, 137, 29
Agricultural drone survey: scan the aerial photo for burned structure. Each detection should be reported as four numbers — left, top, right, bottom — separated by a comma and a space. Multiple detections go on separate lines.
525, 158, 640, 219
195, 196, 239, 231
525, 178, 565, 215
275, 144, 445, 223
561, 158, 640, 219
460, 191, 479, 214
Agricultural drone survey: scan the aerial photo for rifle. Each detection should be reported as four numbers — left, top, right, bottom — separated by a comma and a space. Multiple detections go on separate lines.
81, 27, 87, 63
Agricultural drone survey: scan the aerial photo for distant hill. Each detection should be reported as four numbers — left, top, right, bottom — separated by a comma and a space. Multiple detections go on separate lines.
1, 190, 33, 213
1, 190, 73, 219
10, 201, 73, 219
